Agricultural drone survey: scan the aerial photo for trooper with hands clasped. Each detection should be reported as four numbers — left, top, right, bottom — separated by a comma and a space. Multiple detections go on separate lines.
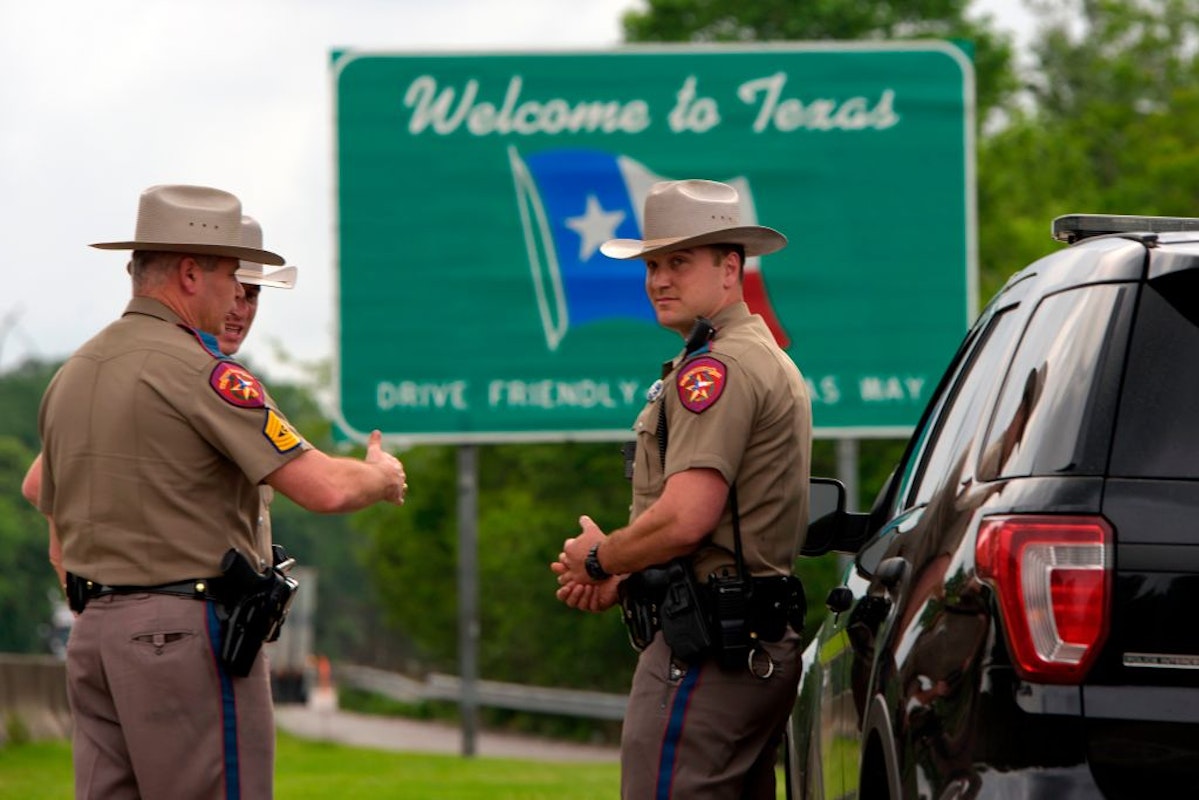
35, 184, 407, 800
553, 179, 812, 799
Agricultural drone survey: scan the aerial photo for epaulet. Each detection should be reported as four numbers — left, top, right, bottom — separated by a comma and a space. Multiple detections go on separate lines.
177, 323, 226, 360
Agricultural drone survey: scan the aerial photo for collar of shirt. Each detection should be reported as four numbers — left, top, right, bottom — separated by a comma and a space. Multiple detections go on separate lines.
123, 296, 184, 325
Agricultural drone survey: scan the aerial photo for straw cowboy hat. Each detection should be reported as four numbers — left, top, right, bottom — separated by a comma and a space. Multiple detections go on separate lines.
91, 184, 285, 266
236, 216, 297, 289
600, 179, 787, 260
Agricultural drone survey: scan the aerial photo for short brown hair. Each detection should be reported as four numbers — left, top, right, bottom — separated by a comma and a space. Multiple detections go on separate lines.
711, 244, 746, 281
130, 250, 220, 291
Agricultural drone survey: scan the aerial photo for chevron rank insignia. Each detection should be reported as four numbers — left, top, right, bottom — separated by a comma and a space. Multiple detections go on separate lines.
263, 409, 302, 453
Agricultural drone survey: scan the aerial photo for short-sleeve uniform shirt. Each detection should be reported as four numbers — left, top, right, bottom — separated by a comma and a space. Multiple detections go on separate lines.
37, 297, 312, 586
630, 302, 812, 580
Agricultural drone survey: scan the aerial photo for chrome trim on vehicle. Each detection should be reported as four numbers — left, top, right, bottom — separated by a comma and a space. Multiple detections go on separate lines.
1123, 653, 1199, 670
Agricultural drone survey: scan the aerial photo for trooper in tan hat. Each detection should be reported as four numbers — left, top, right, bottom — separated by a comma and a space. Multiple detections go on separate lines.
553, 179, 812, 799
225, 215, 299, 578
223, 215, 298, 355
35, 184, 408, 800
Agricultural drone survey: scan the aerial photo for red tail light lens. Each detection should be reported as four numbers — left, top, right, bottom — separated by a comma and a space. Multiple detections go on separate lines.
976, 515, 1112, 684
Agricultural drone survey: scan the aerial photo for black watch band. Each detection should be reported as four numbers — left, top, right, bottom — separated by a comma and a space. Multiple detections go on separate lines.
585, 543, 611, 580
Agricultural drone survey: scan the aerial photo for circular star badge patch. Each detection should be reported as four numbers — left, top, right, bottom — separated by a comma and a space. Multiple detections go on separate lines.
209, 362, 266, 408
677, 356, 727, 413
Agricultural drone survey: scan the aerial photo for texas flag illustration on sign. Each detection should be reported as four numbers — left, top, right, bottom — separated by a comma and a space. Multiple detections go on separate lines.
509, 147, 790, 351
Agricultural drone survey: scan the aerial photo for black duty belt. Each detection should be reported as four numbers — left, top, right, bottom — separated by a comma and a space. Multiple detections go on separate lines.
66, 573, 232, 613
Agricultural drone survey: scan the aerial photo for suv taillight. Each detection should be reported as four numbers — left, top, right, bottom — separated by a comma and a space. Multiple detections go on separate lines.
975, 515, 1112, 684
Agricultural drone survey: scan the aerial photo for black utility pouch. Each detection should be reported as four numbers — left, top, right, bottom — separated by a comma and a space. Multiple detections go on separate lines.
748, 575, 806, 643
658, 558, 712, 662
709, 572, 752, 669
65, 573, 92, 614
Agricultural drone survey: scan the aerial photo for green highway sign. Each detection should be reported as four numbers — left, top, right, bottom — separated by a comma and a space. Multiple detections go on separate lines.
332, 43, 975, 444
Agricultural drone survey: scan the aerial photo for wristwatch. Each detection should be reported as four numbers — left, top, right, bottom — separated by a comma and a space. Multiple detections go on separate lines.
585, 543, 611, 580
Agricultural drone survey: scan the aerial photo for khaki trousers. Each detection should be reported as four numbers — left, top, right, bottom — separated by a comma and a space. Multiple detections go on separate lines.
67, 592, 274, 799
621, 629, 801, 799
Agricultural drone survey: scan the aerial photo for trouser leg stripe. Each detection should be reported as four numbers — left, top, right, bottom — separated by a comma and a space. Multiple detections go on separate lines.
206, 602, 240, 800
655, 664, 702, 800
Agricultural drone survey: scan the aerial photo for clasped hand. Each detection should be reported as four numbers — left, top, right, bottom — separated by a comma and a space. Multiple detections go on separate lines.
550, 515, 620, 613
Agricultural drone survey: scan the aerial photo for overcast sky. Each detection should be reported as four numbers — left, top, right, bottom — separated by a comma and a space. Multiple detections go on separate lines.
0, 0, 1030, 382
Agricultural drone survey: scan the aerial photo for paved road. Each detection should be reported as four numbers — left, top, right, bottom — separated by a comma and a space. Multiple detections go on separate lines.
275, 703, 620, 763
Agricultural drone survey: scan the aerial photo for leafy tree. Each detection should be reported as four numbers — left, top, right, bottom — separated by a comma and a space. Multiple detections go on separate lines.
0, 436, 58, 653
0, 360, 63, 653
0, 359, 60, 453
357, 442, 636, 691
979, 0, 1199, 296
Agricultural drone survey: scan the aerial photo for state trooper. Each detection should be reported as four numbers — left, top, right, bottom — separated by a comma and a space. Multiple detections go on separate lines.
23, 214, 298, 585
35, 184, 407, 799
553, 179, 812, 799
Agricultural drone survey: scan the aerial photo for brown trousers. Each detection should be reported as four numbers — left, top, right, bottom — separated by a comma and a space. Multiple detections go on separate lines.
620, 629, 801, 799
67, 592, 274, 799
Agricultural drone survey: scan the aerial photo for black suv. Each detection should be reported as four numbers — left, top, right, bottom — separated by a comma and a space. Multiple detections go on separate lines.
788, 215, 1199, 799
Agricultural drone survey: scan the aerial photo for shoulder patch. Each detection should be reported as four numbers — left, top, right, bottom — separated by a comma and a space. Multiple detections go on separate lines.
263, 409, 302, 453
209, 362, 266, 408
677, 356, 727, 413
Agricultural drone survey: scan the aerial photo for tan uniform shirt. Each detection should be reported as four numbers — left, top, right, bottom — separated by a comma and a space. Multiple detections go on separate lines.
37, 297, 312, 586
630, 302, 811, 580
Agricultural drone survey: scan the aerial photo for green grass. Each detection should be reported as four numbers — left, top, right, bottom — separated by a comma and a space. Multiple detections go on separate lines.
0, 734, 792, 798
0, 733, 620, 800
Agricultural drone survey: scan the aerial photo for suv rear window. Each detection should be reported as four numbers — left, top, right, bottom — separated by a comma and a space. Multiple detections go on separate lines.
980, 284, 1134, 480
1111, 270, 1199, 478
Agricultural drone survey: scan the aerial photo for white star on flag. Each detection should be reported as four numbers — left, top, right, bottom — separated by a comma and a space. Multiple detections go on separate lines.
565, 194, 625, 261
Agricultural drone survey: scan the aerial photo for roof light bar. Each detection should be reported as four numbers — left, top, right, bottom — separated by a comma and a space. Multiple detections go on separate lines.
1052, 214, 1199, 244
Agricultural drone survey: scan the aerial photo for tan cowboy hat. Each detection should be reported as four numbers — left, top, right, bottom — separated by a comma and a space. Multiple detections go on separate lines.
600, 179, 787, 260
236, 216, 297, 289
91, 184, 285, 266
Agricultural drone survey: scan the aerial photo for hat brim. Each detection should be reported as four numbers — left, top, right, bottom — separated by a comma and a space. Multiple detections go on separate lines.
600, 225, 787, 261
236, 265, 297, 289
90, 240, 285, 267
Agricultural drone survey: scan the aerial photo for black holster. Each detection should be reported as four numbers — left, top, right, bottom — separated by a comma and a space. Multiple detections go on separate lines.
619, 557, 711, 660
217, 548, 299, 677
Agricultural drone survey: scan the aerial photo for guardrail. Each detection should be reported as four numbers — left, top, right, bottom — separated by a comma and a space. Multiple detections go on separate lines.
335, 663, 628, 721
0, 654, 629, 746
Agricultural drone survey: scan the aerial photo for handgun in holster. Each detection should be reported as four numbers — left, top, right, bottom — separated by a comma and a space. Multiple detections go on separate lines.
217, 546, 299, 677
